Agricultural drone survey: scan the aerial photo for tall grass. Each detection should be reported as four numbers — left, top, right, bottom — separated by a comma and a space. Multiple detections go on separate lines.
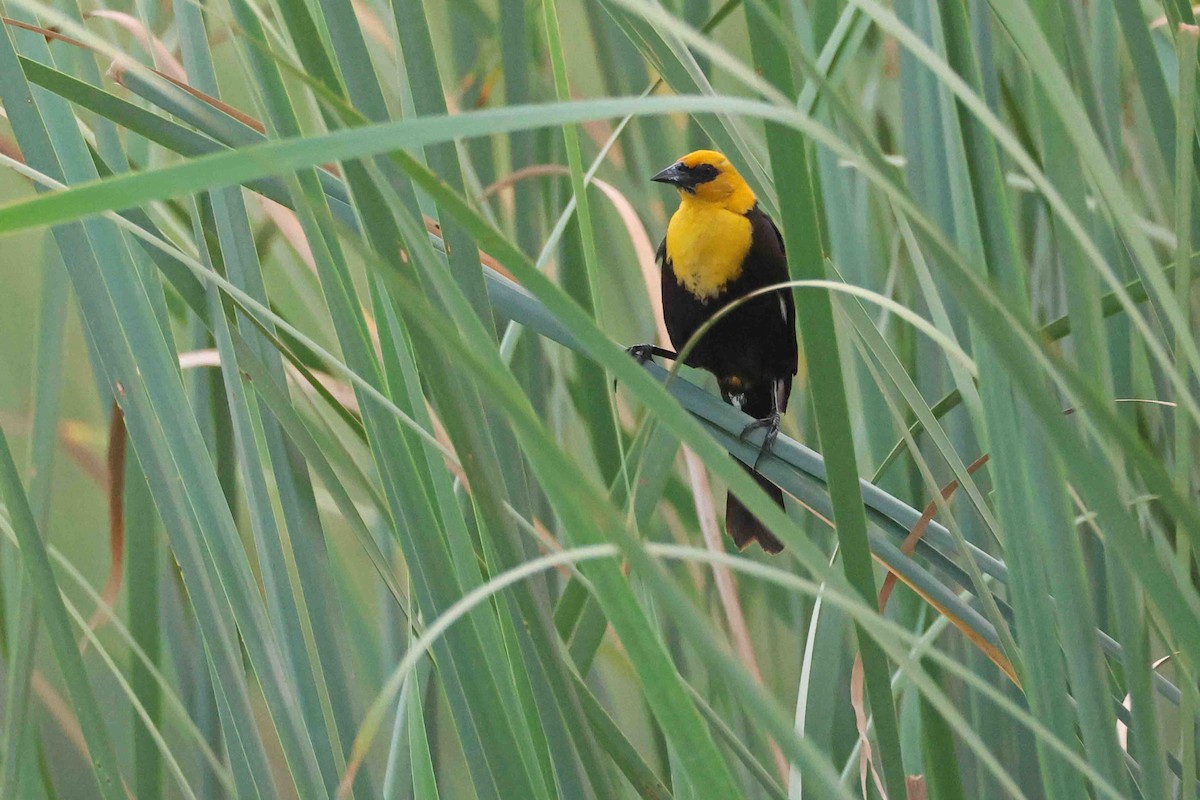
0, 0, 1196, 797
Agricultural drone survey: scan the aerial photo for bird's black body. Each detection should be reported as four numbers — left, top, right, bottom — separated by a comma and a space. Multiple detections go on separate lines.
658, 204, 798, 553
659, 204, 797, 388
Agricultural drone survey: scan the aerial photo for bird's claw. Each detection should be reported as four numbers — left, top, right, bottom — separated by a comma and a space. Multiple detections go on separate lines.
625, 343, 657, 365
739, 411, 781, 471
616, 344, 657, 391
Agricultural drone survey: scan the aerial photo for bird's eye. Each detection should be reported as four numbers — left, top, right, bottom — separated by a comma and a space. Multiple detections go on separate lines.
695, 164, 719, 180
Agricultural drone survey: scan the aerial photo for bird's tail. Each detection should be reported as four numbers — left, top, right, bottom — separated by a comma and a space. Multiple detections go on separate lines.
721, 378, 787, 554
725, 462, 785, 554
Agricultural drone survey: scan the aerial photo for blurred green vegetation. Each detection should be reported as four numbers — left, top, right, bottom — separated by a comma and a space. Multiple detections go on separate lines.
0, 0, 1197, 798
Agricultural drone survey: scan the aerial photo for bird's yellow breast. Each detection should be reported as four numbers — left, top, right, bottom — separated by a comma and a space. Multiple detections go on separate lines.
665, 204, 753, 301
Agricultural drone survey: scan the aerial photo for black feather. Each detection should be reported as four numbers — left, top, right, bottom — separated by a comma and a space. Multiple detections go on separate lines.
659, 204, 797, 553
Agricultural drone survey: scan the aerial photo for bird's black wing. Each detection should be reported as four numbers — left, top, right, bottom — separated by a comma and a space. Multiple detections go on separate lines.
744, 205, 799, 378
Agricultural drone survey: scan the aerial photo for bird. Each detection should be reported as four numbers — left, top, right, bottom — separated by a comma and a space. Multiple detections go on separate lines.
628, 149, 798, 554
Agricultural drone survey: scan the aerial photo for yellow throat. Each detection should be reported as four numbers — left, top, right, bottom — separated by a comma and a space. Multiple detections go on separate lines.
664, 151, 757, 301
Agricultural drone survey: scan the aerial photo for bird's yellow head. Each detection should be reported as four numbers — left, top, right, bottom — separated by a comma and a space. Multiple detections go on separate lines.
651, 150, 756, 213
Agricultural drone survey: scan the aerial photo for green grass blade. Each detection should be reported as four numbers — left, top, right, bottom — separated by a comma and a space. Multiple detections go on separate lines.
743, 5, 905, 795
0, 421, 123, 800
6, 3, 1199, 795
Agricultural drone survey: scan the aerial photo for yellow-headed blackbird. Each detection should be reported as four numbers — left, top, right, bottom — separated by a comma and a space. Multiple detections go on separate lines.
629, 150, 797, 554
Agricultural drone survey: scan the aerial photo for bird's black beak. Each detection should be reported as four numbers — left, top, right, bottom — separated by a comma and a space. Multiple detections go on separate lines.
651, 162, 696, 193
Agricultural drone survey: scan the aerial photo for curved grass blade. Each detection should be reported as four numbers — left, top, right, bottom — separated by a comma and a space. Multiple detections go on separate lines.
0, 426, 123, 800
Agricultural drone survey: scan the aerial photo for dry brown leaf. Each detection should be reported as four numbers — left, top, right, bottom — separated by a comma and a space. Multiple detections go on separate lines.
1150, 9, 1200, 29
78, 404, 125, 652
32, 671, 87, 759
0, 133, 22, 163
351, 0, 394, 54
851, 654, 889, 799
80, 352, 219, 647
86, 10, 187, 82
258, 196, 316, 272
851, 452, 1003, 796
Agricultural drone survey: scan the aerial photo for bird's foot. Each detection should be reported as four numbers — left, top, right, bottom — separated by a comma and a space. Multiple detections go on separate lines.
625, 343, 658, 365
739, 411, 781, 471
616, 344, 679, 390
616, 343, 656, 391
